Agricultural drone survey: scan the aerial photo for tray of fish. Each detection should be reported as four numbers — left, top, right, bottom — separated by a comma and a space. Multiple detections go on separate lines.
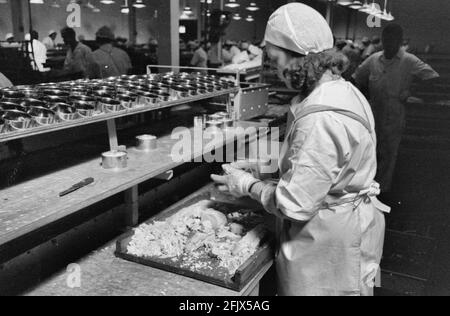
115, 185, 274, 291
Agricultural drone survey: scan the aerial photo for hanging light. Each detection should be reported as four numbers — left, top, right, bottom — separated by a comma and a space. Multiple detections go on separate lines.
225, 0, 240, 9
232, 13, 241, 20
133, 0, 146, 9
379, 0, 395, 21
246, 15, 254, 22
367, 0, 382, 16
51, 0, 61, 8
348, 1, 363, 9
30, 0, 44, 3
120, 0, 129, 14
337, 0, 355, 6
100, 0, 115, 4
359, 0, 372, 13
246, 2, 260, 11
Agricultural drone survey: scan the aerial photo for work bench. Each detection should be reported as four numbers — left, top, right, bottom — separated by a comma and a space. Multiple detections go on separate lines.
0, 70, 284, 295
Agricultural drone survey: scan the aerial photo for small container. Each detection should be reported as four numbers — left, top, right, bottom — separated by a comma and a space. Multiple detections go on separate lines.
28, 106, 56, 126
205, 120, 224, 130
19, 98, 46, 110
70, 95, 97, 106
51, 103, 78, 121
100, 98, 122, 113
136, 134, 157, 152
172, 86, 189, 99
19, 88, 40, 99
3, 110, 33, 130
102, 150, 128, 170
138, 92, 159, 106
194, 116, 204, 129
116, 94, 133, 109
158, 93, 171, 102
42, 89, 70, 101
208, 114, 224, 121
120, 92, 140, 107
0, 112, 5, 133
72, 101, 96, 118
70, 88, 88, 97
0, 101, 27, 112
1, 90, 25, 101
43, 95, 66, 108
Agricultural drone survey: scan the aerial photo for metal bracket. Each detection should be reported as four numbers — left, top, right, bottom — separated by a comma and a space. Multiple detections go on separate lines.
107, 119, 119, 151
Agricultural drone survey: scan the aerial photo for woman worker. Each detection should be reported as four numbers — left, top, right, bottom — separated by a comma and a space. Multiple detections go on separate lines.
212, 3, 390, 296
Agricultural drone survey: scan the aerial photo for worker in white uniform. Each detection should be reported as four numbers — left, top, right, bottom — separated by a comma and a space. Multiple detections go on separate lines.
353, 24, 439, 193
43, 30, 58, 50
212, 3, 390, 296
0, 72, 13, 88
26, 31, 49, 72
1, 33, 20, 48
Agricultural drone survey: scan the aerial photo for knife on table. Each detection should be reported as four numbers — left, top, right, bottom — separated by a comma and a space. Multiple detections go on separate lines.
59, 178, 95, 197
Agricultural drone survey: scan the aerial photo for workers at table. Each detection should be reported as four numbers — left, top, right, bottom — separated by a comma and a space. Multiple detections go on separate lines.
353, 23, 439, 194
43, 30, 58, 50
92, 26, 132, 78
59, 27, 98, 79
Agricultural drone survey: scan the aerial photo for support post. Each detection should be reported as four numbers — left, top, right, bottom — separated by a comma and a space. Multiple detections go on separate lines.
128, 2, 137, 46
106, 119, 119, 151
156, 0, 180, 69
125, 186, 139, 227
10, 0, 25, 40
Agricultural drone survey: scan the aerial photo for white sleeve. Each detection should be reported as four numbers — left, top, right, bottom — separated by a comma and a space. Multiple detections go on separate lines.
252, 114, 351, 222
410, 55, 439, 80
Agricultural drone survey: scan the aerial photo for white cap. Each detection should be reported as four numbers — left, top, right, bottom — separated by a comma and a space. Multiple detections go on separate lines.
5, 33, 14, 40
264, 3, 334, 55
24, 33, 31, 41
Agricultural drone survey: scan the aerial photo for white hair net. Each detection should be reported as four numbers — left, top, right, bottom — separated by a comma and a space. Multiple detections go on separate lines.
264, 3, 334, 55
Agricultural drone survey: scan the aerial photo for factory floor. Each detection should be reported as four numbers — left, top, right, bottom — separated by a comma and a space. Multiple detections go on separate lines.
377, 120, 450, 296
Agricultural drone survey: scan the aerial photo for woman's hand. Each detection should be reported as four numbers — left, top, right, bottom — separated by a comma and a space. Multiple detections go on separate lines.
211, 164, 259, 198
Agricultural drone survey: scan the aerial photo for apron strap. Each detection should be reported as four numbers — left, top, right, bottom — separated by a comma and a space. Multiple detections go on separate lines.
292, 104, 373, 134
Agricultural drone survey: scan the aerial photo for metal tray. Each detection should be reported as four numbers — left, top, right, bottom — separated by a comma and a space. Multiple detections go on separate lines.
115, 186, 274, 291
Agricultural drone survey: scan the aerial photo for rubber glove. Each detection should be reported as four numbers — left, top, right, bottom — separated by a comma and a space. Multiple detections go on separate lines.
231, 159, 276, 181
211, 164, 259, 198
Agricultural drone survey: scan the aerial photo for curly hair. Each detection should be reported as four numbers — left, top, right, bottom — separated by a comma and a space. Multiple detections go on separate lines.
283, 49, 349, 93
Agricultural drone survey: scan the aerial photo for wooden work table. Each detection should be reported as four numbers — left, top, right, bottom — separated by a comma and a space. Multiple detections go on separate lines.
23, 184, 274, 296
23, 242, 272, 296
9, 123, 276, 296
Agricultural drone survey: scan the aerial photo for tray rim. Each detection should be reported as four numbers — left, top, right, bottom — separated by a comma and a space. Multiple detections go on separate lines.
114, 186, 274, 292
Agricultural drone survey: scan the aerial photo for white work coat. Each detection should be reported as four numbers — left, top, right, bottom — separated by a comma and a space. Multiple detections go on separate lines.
0, 72, 13, 88
257, 79, 390, 296
28, 39, 48, 72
